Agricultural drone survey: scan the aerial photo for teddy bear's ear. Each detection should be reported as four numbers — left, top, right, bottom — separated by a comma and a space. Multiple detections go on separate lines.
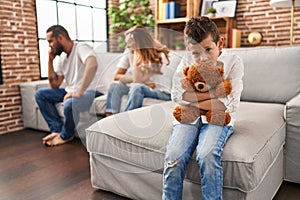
182, 66, 190, 76
217, 67, 224, 77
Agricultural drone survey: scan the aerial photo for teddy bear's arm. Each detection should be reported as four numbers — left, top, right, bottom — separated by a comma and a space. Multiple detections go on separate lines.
173, 104, 201, 123
182, 91, 216, 103
214, 80, 232, 97
190, 99, 226, 111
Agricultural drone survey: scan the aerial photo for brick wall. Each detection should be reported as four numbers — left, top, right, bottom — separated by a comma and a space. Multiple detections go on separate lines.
0, 0, 299, 134
237, 0, 300, 46
107, 0, 156, 52
108, 0, 300, 48
0, 0, 40, 134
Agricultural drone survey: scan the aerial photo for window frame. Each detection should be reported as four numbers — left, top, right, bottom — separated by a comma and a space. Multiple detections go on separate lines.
35, 0, 108, 79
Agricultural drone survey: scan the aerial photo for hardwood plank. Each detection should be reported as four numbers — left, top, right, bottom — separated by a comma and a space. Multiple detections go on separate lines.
0, 129, 129, 200
0, 129, 299, 200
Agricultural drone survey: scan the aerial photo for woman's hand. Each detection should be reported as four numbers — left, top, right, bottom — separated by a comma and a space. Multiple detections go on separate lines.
63, 91, 82, 102
145, 81, 156, 89
119, 75, 133, 83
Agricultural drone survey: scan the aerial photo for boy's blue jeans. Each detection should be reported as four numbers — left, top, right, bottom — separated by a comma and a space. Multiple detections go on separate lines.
106, 82, 171, 114
35, 88, 102, 140
162, 118, 234, 200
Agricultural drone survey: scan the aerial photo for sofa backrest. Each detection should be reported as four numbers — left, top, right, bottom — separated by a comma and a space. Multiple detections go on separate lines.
95, 52, 123, 94
225, 46, 300, 104
95, 51, 183, 95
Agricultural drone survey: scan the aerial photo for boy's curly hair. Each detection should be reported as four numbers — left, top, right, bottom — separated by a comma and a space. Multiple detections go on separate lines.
184, 16, 220, 45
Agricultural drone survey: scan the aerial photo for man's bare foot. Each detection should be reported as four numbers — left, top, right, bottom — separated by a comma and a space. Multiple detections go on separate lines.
42, 133, 58, 145
42, 133, 74, 147
105, 112, 113, 117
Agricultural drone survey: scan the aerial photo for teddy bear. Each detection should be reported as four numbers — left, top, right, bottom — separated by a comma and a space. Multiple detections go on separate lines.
173, 61, 232, 126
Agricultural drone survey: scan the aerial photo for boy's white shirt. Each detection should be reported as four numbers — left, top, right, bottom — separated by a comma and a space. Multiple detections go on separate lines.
171, 50, 244, 126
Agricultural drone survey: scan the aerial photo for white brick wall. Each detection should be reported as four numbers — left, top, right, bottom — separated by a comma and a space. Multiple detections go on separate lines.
0, 0, 39, 134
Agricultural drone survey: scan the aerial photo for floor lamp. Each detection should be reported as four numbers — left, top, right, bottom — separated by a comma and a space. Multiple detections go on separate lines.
270, 0, 300, 46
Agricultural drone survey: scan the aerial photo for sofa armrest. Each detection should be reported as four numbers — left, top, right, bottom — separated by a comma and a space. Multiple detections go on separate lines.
285, 93, 300, 183
20, 80, 49, 129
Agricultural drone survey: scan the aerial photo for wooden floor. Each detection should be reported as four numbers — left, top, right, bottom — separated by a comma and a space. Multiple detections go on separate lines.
0, 129, 300, 200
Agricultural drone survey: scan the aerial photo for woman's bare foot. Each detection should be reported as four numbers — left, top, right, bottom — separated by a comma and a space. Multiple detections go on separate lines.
42, 133, 74, 147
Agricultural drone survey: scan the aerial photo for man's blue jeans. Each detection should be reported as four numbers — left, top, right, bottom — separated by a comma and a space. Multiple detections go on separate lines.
162, 118, 234, 200
106, 82, 171, 114
35, 88, 102, 140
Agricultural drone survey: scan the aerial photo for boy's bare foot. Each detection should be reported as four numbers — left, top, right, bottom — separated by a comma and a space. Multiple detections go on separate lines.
42, 133, 74, 146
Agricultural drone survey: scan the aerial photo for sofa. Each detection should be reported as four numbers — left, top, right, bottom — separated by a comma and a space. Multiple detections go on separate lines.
84, 46, 300, 199
20, 46, 300, 199
20, 51, 181, 135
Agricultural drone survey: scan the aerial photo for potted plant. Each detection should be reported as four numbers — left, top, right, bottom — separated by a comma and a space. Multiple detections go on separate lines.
108, 0, 155, 52
206, 7, 217, 18
174, 40, 185, 50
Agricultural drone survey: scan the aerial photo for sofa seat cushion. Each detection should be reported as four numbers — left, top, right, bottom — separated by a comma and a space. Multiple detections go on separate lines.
86, 101, 286, 193
90, 94, 171, 115
186, 102, 286, 192
86, 101, 175, 171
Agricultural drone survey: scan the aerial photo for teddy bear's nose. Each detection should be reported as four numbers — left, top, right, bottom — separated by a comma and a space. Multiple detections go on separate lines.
197, 84, 204, 90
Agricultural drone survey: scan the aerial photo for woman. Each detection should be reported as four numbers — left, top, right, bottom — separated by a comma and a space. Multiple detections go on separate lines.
105, 25, 171, 116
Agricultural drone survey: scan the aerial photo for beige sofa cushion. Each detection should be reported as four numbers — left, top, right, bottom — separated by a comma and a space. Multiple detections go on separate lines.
86, 101, 285, 192
226, 46, 300, 104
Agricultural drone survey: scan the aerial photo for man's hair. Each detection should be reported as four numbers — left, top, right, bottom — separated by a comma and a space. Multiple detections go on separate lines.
184, 16, 220, 45
46, 25, 71, 40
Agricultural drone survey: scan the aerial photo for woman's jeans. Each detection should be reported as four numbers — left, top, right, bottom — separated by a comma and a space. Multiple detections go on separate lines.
106, 82, 171, 114
35, 88, 102, 140
162, 118, 234, 200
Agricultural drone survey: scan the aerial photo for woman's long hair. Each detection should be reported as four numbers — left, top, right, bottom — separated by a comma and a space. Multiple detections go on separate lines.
125, 25, 170, 67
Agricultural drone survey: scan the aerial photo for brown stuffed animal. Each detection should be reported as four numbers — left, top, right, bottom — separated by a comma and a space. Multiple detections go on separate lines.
173, 62, 232, 126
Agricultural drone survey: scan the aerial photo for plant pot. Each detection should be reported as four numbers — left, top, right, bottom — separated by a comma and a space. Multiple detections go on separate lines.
207, 13, 215, 18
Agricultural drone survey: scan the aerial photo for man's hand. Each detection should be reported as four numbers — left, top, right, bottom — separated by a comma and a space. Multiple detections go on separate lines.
48, 48, 64, 89
48, 48, 56, 62
63, 91, 81, 102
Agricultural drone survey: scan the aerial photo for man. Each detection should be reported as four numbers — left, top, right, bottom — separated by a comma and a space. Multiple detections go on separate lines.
35, 25, 103, 146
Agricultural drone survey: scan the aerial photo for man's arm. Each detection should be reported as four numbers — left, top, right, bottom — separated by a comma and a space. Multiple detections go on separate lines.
48, 50, 64, 89
78, 55, 98, 95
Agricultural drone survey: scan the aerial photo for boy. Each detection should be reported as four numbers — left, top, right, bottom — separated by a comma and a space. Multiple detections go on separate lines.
162, 16, 244, 200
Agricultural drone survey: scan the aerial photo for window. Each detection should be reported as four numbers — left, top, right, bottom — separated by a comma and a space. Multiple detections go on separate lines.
35, 0, 108, 78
